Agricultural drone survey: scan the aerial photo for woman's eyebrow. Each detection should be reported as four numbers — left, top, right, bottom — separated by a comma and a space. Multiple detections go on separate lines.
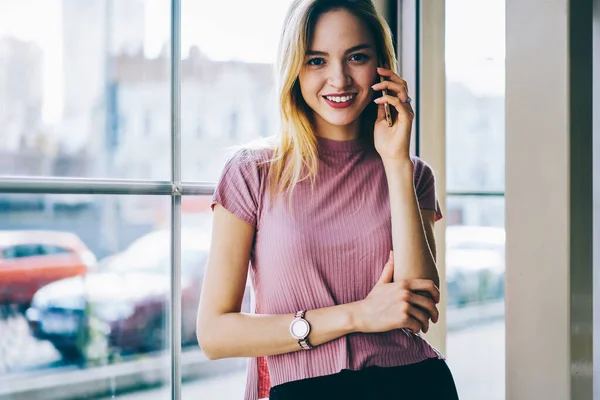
306, 43, 373, 56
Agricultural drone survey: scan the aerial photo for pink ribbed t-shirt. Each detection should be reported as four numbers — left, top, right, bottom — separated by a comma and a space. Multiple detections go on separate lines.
211, 136, 444, 400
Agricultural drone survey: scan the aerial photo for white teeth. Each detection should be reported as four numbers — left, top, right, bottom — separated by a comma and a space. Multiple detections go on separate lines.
325, 94, 356, 103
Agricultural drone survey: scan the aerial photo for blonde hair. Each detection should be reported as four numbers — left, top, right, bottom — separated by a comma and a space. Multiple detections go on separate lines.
267, 0, 398, 200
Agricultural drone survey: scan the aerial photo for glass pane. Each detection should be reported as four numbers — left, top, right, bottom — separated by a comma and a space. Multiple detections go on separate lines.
445, 0, 505, 398
0, 0, 170, 180
180, 196, 249, 399
445, 196, 505, 399
0, 193, 171, 398
445, 0, 505, 193
181, 0, 293, 182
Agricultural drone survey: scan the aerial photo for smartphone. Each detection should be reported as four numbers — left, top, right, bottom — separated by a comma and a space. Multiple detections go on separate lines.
378, 63, 393, 127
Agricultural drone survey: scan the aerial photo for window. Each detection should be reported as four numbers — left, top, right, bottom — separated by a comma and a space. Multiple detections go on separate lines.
1, 244, 72, 259
0, 0, 170, 180
2, 245, 41, 259
180, 0, 290, 182
0, 0, 514, 398
0, 194, 171, 388
40, 245, 72, 256
444, 1, 505, 399
0, 1, 286, 398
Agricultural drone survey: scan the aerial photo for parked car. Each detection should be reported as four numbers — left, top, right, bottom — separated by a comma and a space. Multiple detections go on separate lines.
0, 230, 97, 312
445, 225, 505, 307
25, 228, 251, 362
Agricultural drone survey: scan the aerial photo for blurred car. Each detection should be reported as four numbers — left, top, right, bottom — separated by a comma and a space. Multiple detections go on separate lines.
0, 230, 97, 312
445, 225, 505, 307
25, 228, 251, 362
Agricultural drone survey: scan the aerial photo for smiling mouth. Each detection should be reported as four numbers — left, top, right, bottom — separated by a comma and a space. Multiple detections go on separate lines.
323, 94, 357, 103
322, 93, 358, 109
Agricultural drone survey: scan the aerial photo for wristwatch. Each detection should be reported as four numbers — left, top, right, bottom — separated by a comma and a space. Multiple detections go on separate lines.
289, 310, 313, 350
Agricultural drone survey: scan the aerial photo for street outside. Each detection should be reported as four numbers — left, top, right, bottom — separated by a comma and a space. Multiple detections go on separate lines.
99, 320, 505, 400
0, 309, 504, 400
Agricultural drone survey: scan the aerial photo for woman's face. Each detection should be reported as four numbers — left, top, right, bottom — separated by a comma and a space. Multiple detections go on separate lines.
298, 8, 378, 133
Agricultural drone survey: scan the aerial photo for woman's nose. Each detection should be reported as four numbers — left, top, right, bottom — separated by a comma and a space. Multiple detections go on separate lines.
327, 63, 352, 88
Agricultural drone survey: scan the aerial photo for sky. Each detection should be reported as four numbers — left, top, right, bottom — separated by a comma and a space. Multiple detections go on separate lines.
0, 0, 505, 124
0, 0, 62, 123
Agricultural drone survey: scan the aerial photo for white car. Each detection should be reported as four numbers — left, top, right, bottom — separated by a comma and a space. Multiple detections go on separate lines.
445, 225, 505, 307
26, 227, 251, 362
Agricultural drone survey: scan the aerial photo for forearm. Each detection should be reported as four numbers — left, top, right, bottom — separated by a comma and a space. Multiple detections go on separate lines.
384, 159, 439, 286
199, 302, 358, 360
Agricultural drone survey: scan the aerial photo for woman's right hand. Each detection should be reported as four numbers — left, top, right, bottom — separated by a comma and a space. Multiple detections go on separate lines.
354, 252, 440, 334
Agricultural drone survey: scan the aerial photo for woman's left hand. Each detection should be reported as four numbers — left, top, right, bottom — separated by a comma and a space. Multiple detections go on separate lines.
371, 67, 414, 162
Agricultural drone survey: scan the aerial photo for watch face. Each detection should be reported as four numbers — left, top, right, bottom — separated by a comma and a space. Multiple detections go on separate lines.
290, 319, 310, 339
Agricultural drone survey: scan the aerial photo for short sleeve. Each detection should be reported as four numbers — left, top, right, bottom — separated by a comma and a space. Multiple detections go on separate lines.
211, 149, 263, 228
413, 157, 443, 222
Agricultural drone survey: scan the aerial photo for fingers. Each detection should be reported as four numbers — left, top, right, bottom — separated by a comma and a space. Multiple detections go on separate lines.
406, 304, 430, 333
374, 94, 414, 118
401, 279, 441, 304
376, 103, 386, 123
403, 315, 423, 335
374, 68, 413, 117
377, 67, 405, 85
372, 80, 409, 102
403, 291, 439, 324
376, 251, 394, 285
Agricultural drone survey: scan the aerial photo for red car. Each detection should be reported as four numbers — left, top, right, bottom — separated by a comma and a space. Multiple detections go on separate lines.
25, 228, 251, 362
0, 230, 97, 312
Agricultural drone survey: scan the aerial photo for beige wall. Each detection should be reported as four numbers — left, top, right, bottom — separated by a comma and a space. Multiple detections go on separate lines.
381, 2, 597, 398
379, 0, 598, 398
505, 0, 595, 399
416, 0, 447, 355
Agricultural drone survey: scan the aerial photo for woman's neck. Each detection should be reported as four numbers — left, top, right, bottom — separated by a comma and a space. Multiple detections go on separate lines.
314, 118, 361, 141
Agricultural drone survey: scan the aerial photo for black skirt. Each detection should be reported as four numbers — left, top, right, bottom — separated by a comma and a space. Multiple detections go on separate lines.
269, 358, 460, 400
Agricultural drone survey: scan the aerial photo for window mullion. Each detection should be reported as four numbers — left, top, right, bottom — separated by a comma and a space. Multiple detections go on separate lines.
170, 0, 182, 399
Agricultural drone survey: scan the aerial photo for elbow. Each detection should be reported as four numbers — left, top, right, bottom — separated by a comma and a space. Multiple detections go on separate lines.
196, 316, 227, 360
197, 310, 243, 360
196, 326, 223, 361
202, 346, 222, 361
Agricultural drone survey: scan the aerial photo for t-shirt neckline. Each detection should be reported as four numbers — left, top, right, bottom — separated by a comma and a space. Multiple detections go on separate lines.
315, 135, 368, 153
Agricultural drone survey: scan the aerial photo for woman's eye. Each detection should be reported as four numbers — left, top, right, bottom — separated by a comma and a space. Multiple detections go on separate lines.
307, 58, 325, 66
349, 53, 369, 62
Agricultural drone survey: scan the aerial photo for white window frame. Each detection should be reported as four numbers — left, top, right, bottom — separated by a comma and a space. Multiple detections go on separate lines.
1, 1, 596, 399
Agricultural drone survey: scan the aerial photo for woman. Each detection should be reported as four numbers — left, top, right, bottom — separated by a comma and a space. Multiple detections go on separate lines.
197, 0, 459, 399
